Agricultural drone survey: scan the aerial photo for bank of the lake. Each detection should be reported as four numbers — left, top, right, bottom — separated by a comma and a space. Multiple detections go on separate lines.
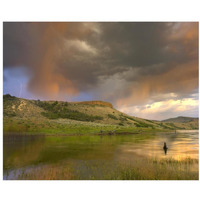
3, 126, 173, 136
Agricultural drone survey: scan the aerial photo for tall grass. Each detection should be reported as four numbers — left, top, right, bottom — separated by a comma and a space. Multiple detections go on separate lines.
107, 158, 198, 180
5, 157, 198, 180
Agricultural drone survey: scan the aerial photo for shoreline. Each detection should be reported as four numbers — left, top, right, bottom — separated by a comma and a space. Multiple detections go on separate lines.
3, 129, 198, 137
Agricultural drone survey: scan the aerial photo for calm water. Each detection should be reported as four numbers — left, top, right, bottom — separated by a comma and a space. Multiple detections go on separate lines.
3, 131, 199, 179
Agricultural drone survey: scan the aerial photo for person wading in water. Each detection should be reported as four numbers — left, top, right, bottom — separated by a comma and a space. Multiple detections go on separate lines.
163, 142, 168, 155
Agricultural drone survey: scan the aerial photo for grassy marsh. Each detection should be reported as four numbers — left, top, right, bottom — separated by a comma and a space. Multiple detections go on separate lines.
4, 157, 198, 180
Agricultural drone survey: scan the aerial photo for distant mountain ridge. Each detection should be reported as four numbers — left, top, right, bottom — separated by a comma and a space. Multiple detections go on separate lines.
162, 116, 198, 123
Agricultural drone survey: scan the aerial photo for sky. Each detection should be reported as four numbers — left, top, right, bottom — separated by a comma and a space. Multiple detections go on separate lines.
3, 22, 199, 120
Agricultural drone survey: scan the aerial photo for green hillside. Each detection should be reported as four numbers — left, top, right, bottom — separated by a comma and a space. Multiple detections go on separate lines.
3, 94, 199, 135
162, 116, 198, 123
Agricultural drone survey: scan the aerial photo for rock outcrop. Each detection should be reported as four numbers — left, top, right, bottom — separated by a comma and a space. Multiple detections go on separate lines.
74, 101, 113, 108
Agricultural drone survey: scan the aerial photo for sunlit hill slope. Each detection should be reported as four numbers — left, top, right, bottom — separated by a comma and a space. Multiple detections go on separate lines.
3, 94, 199, 135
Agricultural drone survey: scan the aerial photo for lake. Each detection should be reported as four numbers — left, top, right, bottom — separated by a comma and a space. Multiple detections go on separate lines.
3, 130, 199, 180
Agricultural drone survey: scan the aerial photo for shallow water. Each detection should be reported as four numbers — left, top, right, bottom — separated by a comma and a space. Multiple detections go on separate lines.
3, 131, 199, 180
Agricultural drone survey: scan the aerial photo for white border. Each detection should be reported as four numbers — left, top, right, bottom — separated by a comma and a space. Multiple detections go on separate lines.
0, 1, 200, 200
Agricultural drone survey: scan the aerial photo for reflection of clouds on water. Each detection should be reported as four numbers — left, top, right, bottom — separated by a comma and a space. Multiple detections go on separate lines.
116, 132, 199, 161
176, 130, 199, 133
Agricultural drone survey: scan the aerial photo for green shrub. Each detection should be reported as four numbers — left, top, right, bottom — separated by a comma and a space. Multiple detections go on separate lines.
38, 101, 103, 122
125, 116, 135, 121
159, 123, 173, 129
119, 116, 127, 121
3, 94, 16, 100
108, 114, 118, 120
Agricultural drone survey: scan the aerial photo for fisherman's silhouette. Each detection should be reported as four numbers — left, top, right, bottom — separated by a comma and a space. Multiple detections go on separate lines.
163, 142, 168, 155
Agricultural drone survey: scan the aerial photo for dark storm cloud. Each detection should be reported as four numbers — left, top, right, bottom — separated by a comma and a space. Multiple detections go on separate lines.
3, 22, 97, 98
3, 22, 198, 106
95, 23, 169, 66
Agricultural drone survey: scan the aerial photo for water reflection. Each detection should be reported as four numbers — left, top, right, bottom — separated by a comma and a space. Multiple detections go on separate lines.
113, 131, 199, 161
3, 131, 199, 179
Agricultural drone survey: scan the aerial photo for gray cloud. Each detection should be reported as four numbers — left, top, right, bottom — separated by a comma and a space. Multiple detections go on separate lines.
3, 22, 199, 108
